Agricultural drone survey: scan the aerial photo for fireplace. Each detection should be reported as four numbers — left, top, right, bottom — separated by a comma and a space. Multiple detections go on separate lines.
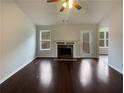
57, 45, 73, 58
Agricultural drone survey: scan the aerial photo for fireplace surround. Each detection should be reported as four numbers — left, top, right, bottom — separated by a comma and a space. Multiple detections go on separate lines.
55, 41, 76, 58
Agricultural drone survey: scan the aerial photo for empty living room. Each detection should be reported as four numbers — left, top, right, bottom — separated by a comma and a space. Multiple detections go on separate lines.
0, 0, 123, 93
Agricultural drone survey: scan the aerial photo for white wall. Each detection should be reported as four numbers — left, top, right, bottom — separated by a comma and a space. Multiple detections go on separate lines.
0, 0, 3, 81
0, 0, 36, 83
36, 24, 99, 58
99, 4, 123, 73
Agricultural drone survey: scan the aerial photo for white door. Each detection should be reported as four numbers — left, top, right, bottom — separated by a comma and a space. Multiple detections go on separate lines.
80, 31, 92, 57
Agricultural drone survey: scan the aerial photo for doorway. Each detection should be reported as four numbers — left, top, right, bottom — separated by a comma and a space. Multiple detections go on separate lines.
80, 31, 93, 57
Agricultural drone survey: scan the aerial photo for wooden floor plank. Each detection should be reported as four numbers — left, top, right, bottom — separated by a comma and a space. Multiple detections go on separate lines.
0, 58, 123, 93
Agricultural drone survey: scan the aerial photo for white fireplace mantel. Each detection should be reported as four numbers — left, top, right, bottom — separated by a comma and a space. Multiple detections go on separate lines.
54, 40, 78, 45
55, 40, 78, 58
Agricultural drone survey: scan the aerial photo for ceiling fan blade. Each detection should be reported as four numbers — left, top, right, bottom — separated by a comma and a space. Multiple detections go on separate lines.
60, 6, 65, 12
47, 0, 59, 3
73, 2, 82, 10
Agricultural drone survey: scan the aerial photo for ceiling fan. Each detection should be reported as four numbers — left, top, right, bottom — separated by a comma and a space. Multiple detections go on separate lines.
47, 0, 82, 12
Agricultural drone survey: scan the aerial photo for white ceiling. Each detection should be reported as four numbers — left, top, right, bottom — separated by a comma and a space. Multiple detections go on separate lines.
15, 0, 122, 25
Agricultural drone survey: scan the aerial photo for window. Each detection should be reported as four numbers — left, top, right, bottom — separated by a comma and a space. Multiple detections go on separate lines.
40, 30, 51, 50
99, 31, 108, 47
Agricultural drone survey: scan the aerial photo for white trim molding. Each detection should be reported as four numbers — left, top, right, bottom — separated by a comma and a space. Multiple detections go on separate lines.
0, 57, 36, 84
109, 64, 123, 74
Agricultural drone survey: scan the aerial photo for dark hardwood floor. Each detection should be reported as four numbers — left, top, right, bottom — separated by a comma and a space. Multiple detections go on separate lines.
0, 58, 123, 93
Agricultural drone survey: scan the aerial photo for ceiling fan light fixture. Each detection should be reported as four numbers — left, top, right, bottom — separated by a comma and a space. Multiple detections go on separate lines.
62, 2, 67, 8
46, 0, 82, 12
69, 0, 73, 8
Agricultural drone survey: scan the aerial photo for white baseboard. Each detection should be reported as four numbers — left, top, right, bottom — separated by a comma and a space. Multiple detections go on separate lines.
109, 64, 123, 74
36, 56, 55, 58
0, 57, 36, 84
36, 56, 99, 59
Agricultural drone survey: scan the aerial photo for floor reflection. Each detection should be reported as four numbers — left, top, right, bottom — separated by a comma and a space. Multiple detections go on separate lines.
40, 60, 52, 87
97, 56, 109, 83
79, 59, 92, 87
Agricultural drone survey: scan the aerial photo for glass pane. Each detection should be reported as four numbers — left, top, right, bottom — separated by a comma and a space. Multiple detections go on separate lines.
83, 33, 89, 42
41, 41, 50, 49
83, 42, 90, 53
83, 32, 90, 53
42, 32, 50, 40
99, 32, 104, 39
99, 40, 104, 47
106, 32, 108, 39
106, 40, 108, 47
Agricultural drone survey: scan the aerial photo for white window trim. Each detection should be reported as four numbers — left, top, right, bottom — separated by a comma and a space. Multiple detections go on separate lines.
40, 30, 51, 51
99, 31, 108, 48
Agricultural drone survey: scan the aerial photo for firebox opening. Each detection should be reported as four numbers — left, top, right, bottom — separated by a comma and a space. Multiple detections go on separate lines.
57, 45, 73, 58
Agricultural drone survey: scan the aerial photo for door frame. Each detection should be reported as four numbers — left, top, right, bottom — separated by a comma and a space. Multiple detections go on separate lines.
80, 31, 93, 57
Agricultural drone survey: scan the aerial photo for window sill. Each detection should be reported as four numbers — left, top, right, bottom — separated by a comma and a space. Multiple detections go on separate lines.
99, 47, 108, 48
40, 49, 51, 51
